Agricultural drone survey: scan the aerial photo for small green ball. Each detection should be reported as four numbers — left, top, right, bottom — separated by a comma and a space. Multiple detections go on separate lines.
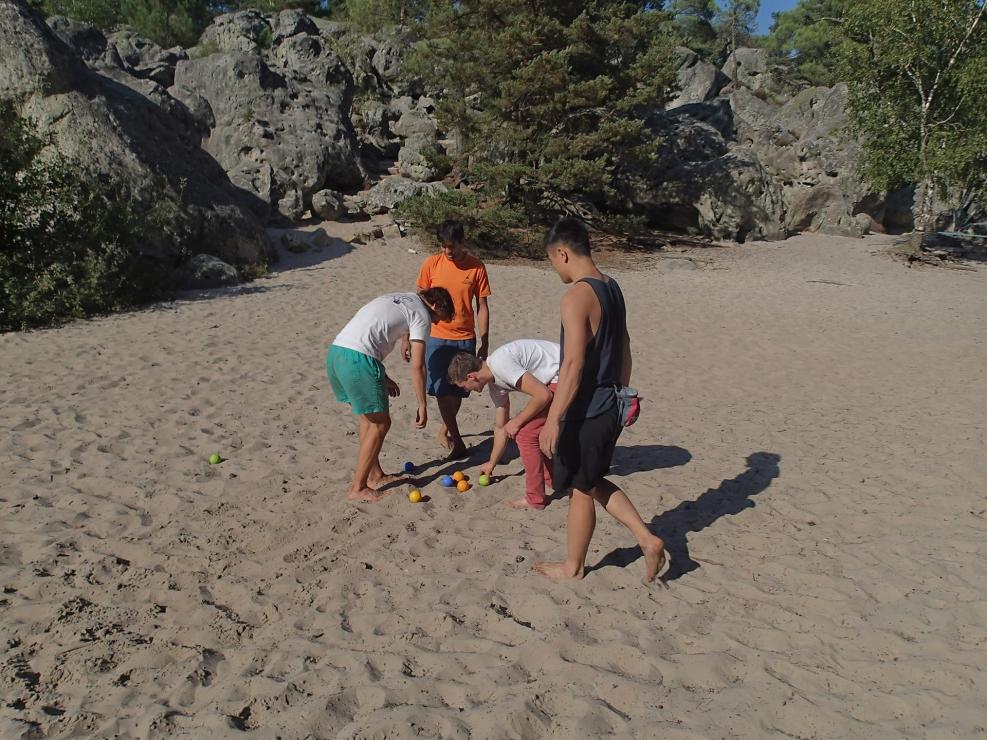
478, 474, 490, 486
209, 453, 222, 465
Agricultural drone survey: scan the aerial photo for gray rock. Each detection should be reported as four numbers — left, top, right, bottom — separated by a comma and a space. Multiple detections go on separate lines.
311, 188, 345, 220
365, 177, 449, 214
668, 53, 729, 109
281, 231, 310, 253
105, 28, 187, 87
184, 254, 240, 288
270, 8, 317, 42
196, 10, 271, 54
172, 29, 363, 219
398, 134, 444, 182
1, 0, 270, 269
392, 108, 437, 139
785, 184, 870, 237
46, 16, 106, 61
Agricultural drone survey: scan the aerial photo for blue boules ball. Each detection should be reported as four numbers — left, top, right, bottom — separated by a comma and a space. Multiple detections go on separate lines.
403, 461, 415, 473
440, 475, 455, 487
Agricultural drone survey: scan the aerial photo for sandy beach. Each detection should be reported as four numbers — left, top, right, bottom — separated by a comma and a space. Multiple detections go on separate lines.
2, 228, 986, 738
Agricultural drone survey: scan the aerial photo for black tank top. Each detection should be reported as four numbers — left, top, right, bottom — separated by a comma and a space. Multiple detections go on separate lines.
560, 276, 626, 420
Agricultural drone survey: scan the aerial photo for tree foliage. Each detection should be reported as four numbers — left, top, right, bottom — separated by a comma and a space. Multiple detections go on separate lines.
409, 1, 678, 224
765, 0, 846, 86
839, 0, 987, 235
669, 0, 719, 56
0, 101, 166, 331
335, 0, 428, 30
40, 0, 212, 46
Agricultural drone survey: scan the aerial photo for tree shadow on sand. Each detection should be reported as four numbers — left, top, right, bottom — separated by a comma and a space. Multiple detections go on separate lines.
587, 451, 781, 581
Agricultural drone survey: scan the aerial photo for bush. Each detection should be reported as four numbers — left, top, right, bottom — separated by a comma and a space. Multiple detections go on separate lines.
0, 101, 168, 331
395, 190, 534, 256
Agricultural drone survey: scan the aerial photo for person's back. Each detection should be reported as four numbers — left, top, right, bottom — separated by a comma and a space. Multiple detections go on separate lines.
560, 277, 626, 420
333, 293, 430, 362
487, 339, 560, 403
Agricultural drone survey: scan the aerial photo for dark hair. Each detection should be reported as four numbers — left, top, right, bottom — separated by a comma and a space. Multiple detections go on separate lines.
544, 217, 591, 256
447, 351, 482, 383
419, 287, 454, 321
436, 219, 465, 245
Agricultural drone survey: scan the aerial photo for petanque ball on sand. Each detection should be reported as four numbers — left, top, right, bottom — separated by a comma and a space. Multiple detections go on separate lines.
456, 480, 471, 492
478, 474, 490, 486
403, 461, 415, 473
408, 489, 423, 503
208, 453, 222, 465
452, 471, 465, 482
440, 475, 455, 487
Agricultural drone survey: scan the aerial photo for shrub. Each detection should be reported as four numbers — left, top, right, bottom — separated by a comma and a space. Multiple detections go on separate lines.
0, 101, 168, 331
395, 190, 534, 256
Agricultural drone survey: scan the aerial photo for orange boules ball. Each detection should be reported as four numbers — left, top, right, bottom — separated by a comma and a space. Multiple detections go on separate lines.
456, 479, 471, 492
452, 471, 465, 482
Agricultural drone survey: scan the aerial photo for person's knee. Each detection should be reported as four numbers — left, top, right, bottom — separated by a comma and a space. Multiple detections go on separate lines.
365, 412, 391, 431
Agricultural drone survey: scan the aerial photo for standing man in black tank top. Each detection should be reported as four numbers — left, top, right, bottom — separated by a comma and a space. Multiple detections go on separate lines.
537, 218, 667, 583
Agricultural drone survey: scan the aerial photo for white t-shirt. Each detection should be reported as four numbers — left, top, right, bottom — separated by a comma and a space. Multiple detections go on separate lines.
486, 339, 560, 408
332, 293, 431, 361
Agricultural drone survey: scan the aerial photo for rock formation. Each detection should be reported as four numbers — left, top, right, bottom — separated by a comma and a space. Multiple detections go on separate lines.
2, 0, 270, 280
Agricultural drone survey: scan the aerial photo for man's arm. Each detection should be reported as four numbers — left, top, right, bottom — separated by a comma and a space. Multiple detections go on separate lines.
620, 327, 632, 386
539, 287, 593, 457
505, 373, 553, 436
482, 402, 510, 476
410, 340, 427, 428
476, 296, 490, 359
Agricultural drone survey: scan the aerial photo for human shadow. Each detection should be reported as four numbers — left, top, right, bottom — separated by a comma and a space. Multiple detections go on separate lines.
588, 452, 781, 581
410, 435, 521, 488
610, 444, 692, 475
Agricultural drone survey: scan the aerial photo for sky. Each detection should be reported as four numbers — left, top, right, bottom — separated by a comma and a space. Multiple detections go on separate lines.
755, 0, 800, 33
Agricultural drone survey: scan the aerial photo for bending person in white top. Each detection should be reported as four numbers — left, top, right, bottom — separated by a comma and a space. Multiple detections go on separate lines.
447, 339, 560, 510
327, 288, 454, 502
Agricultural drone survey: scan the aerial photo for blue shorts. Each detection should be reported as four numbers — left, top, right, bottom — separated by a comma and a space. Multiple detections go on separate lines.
426, 336, 475, 398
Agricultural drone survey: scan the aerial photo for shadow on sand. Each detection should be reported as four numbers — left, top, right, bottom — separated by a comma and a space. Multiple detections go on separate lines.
588, 451, 781, 581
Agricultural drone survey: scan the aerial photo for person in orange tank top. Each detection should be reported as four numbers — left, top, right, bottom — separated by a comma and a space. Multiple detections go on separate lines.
411, 220, 492, 458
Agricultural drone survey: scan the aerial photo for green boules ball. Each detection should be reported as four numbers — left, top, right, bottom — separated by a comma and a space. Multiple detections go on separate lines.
478, 474, 490, 486
209, 453, 222, 465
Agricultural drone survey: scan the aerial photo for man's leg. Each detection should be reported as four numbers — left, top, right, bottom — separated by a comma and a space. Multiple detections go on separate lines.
536, 479, 666, 581
347, 412, 392, 502
508, 413, 549, 510
534, 488, 596, 578
436, 395, 468, 458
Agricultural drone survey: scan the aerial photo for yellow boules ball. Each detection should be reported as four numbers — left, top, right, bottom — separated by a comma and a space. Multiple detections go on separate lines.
452, 471, 465, 482
456, 480, 470, 492
408, 489, 423, 503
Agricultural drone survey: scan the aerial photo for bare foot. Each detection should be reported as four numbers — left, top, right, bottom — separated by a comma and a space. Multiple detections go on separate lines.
642, 537, 668, 583
505, 498, 545, 511
367, 472, 404, 490
533, 561, 584, 580
437, 425, 452, 450
347, 487, 384, 502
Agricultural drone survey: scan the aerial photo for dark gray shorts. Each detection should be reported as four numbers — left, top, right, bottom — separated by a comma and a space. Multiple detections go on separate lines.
553, 405, 621, 493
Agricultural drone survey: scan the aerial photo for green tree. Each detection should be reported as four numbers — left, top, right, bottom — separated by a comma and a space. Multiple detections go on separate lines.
410, 1, 678, 225
840, 0, 987, 242
717, 0, 759, 76
1, 101, 165, 330
41, 0, 212, 47
340, 0, 428, 30
766, 0, 846, 86
670, 0, 719, 55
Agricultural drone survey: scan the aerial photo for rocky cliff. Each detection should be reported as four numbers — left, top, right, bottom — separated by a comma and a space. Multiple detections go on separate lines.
3, 3, 911, 255
0, 0, 271, 281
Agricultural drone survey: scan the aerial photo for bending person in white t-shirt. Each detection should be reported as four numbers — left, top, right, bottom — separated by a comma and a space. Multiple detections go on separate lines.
328, 288, 454, 502
447, 339, 561, 510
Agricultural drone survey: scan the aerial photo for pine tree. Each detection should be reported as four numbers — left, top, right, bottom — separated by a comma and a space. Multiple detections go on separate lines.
411, 1, 678, 224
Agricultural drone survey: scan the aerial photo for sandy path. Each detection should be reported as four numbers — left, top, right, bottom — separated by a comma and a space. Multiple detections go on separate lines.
1, 231, 985, 738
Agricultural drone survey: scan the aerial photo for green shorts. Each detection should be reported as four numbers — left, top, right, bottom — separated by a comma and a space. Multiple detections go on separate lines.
326, 345, 388, 415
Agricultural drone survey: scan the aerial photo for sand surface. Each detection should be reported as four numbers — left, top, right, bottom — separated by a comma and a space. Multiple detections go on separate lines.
2, 229, 986, 738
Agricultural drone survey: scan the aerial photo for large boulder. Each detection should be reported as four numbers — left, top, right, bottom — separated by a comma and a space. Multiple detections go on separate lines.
668, 48, 730, 109
183, 254, 240, 289
365, 177, 449, 214
172, 17, 364, 220
1, 0, 270, 270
